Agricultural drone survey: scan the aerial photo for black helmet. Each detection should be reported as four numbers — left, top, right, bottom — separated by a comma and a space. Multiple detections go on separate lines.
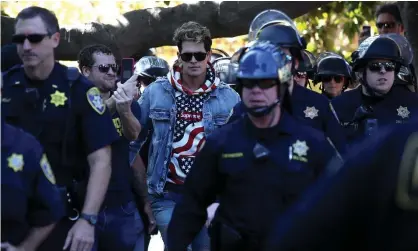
351, 35, 404, 72
316, 52, 352, 78
134, 56, 169, 79
299, 50, 316, 77
210, 48, 230, 63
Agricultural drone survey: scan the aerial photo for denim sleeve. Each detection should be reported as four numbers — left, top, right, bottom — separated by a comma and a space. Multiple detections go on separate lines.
137, 85, 151, 128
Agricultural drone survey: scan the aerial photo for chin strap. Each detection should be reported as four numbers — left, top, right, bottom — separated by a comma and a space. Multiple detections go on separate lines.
244, 99, 281, 118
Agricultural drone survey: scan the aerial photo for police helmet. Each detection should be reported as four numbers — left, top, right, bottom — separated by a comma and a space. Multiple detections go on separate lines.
299, 50, 316, 74
236, 41, 292, 83
352, 35, 405, 72
210, 48, 230, 63
248, 10, 304, 50
134, 56, 169, 79
316, 52, 352, 78
212, 56, 231, 82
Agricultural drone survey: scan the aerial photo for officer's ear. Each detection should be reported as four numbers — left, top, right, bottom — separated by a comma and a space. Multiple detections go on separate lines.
81, 66, 91, 77
51, 32, 60, 49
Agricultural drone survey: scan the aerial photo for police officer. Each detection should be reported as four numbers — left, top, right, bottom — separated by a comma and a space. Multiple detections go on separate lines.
228, 9, 346, 154
212, 56, 237, 91
167, 41, 339, 251
263, 119, 418, 251
1, 121, 65, 251
313, 52, 353, 99
129, 55, 170, 251
135, 56, 170, 95
294, 49, 316, 88
332, 34, 418, 145
1, 6, 119, 251
210, 48, 230, 63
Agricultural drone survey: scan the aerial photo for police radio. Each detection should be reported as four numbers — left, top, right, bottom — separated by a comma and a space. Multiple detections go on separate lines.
120, 58, 134, 83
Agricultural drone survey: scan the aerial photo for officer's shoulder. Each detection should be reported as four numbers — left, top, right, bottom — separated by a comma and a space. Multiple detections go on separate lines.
2, 64, 23, 82
4, 123, 43, 160
207, 118, 243, 144
332, 87, 360, 107
298, 86, 329, 105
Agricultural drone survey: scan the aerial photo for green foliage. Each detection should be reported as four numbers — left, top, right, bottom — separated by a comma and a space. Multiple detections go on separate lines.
295, 1, 380, 60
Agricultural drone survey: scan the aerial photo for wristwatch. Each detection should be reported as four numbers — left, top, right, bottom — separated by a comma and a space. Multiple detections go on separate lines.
80, 213, 98, 226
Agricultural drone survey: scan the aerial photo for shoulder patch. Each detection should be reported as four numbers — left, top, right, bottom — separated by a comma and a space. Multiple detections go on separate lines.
86, 87, 106, 115
40, 154, 56, 185
396, 132, 418, 211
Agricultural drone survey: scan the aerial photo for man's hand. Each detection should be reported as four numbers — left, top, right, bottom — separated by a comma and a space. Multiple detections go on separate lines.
63, 219, 94, 251
113, 74, 139, 114
143, 202, 157, 234
1, 243, 26, 251
205, 202, 220, 228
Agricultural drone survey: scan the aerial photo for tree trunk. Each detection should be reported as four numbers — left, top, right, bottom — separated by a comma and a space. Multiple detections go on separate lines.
398, 1, 418, 78
1, 1, 329, 60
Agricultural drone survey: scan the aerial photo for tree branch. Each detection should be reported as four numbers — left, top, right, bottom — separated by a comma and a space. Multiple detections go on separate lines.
1, 1, 329, 60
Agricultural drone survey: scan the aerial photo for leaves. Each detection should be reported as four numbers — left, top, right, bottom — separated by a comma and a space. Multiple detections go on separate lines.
295, 1, 380, 60
2, 1, 379, 63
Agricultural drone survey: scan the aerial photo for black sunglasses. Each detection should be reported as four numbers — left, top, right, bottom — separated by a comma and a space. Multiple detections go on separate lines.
376, 22, 397, 29
240, 79, 278, 89
368, 62, 396, 72
180, 52, 207, 62
321, 75, 344, 83
12, 33, 51, 44
92, 64, 118, 73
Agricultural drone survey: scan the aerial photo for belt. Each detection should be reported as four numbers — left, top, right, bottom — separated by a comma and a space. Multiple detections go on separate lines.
58, 185, 80, 221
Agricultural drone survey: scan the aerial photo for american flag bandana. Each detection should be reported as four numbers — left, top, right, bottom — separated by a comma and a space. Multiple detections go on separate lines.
169, 62, 220, 95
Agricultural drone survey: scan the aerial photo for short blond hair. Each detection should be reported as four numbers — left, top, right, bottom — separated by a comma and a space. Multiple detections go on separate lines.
173, 21, 212, 52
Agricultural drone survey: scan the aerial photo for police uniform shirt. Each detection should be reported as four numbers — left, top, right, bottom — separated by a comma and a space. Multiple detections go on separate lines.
1, 122, 65, 246
332, 85, 418, 144
1, 63, 120, 185
263, 120, 418, 251
228, 84, 346, 153
167, 112, 339, 251
104, 101, 142, 207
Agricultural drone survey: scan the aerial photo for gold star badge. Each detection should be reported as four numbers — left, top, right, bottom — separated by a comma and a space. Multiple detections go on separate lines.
50, 90, 67, 107
292, 140, 309, 157
397, 106, 410, 119
8, 153, 24, 172
304, 106, 319, 119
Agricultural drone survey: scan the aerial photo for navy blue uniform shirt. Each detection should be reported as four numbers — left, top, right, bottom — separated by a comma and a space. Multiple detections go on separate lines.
104, 101, 141, 206
1, 122, 65, 246
332, 85, 418, 145
229, 84, 346, 154
167, 111, 339, 251
2, 63, 119, 185
263, 119, 418, 251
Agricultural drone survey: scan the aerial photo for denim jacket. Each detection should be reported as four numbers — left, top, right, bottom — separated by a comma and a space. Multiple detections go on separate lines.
134, 78, 240, 195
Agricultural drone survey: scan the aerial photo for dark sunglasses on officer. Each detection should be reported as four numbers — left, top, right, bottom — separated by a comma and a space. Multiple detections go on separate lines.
376, 22, 398, 29
12, 33, 53, 44
367, 62, 396, 72
92, 64, 119, 73
239, 79, 279, 89
180, 52, 208, 62
321, 75, 344, 83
